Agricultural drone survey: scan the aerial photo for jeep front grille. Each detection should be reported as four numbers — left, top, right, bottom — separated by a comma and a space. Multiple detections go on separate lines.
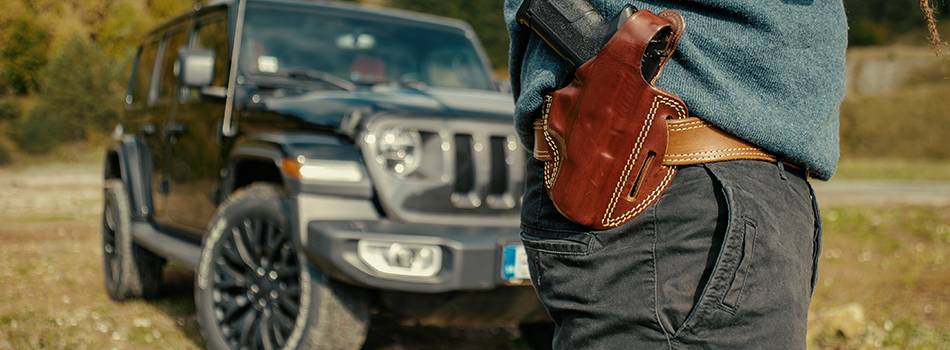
361, 116, 524, 226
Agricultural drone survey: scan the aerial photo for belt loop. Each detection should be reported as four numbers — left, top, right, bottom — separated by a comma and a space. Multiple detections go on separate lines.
776, 159, 788, 181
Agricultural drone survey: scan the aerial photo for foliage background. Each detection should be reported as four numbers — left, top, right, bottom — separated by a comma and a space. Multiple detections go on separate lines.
0, 0, 948, 162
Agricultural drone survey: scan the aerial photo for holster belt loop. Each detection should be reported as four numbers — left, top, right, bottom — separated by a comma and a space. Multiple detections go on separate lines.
532, 116, 777, 166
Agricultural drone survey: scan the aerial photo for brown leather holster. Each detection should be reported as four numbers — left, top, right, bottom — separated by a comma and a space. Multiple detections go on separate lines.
533, 10, 773, 230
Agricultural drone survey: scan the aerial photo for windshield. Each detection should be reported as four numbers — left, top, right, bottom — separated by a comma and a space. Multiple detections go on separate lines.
241, 6, 495, 91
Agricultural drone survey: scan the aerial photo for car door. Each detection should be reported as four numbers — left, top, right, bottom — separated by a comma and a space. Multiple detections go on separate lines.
127, 39, 163, 219
150, 25, 190, 229
164, 13, 231, 235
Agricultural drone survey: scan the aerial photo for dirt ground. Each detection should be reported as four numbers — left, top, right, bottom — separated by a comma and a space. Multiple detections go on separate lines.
0, 161, 530, 350
0, 160, 948, 349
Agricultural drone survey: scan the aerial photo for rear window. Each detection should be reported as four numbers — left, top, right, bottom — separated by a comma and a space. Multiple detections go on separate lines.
130, 40, 158, 108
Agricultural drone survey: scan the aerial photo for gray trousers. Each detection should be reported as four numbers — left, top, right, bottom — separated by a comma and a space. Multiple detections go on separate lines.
521, 159, 822, 349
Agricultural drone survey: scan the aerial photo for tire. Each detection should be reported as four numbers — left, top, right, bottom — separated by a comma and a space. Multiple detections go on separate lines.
196, 184, 370, 350
519, 322, 555, 350
101, 179, 165, 300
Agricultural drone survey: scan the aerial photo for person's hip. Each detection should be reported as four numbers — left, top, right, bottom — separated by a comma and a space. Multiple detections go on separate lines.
520, 159, 821, 349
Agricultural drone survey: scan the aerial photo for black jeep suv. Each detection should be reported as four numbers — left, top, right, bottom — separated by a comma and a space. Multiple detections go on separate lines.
101, 0, 549, 349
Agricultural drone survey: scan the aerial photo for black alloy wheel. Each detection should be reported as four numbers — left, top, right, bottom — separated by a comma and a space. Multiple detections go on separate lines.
212, 216, 302, 350
196, 184, 369, 350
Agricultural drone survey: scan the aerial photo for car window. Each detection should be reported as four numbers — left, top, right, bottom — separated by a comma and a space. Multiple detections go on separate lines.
194, 16, 229, 88
155, 28, 188, 105
425, 47, 491, 90
241, 6, 495, 91
131, 40, 159, 108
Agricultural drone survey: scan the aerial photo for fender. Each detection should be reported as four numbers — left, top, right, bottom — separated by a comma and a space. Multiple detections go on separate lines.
227, 132, 378, 271
105, 136, 154, 221
226, 132, 371, 195
225, 139, 289, 193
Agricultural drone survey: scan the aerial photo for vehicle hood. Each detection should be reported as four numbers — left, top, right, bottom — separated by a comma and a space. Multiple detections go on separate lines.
259, 87, 516, 132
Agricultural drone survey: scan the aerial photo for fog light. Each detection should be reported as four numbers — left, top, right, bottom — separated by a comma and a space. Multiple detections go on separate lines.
357, 241, 442, 277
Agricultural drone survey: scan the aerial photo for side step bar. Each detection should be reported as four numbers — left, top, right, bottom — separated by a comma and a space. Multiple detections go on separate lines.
131, 222, 202, 269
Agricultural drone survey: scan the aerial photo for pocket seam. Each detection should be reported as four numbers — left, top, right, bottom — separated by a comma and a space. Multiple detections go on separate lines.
808, 182, 823, 296
672, 166, 741, 337
521, 233, 593, 256
719, 219, 758, 313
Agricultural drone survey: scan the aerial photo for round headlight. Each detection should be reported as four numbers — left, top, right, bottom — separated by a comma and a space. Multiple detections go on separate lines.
375, 127, 422, 177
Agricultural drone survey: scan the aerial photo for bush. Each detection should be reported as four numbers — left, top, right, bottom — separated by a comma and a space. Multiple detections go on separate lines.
840, 83, 950, 160
9, 104, 72, 154
0, 98, 20, 121
36, 35, 119, 131
6, 33, 120, 155
0, 142, 12, 166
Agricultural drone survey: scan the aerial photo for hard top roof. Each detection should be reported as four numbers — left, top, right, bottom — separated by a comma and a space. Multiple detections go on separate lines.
147, 0, 473, 38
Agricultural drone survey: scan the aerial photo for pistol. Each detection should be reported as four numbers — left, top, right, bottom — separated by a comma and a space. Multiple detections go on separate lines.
517, 0, 670, 81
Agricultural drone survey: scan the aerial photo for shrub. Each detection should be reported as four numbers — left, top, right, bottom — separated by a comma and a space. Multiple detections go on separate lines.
37, 35, 119, 131
9, 104, 73, 154
0, 98, 20, 121
0, 142, 12, 166
840, 83, 950, 160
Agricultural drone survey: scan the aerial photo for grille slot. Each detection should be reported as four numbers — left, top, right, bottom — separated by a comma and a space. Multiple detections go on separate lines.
453, 134, 475, 194
488, 136, 509, 196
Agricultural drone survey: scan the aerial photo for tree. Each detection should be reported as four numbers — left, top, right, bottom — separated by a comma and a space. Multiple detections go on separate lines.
843, 0, 949, 46
147, 0, 196, 21
0, 17, 50, 95
96, 0, 152, 62
10, 34, 119, 153
41, 34, 119, 131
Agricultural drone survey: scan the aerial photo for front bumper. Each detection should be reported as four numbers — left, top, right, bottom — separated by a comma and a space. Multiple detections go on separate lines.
302, 220, 525, 293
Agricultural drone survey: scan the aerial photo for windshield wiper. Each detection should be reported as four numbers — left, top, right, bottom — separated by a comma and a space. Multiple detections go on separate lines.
367, 77, 430, 94
281, 68, 356, 91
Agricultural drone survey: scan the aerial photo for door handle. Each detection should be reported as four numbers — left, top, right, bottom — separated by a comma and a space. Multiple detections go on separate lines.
163, 122, 187, 138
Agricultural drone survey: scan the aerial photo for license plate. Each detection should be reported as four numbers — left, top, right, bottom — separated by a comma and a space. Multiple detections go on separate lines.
501, 244, 531, 284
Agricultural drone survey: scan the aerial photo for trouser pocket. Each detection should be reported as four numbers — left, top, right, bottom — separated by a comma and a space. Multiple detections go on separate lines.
520, 217, 664, 348
520, 230, 595, 325
654, 165, 760, 336
664, 161, 815, 347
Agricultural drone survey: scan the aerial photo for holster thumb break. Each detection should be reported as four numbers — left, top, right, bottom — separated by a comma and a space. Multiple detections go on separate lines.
534, 10, 688, 230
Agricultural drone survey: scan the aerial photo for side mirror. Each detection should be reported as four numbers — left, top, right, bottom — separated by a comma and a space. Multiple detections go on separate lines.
177, 48, 215, 87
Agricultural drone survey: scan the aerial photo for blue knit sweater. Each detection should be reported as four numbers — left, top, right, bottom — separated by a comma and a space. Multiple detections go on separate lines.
504, 0, 848, 180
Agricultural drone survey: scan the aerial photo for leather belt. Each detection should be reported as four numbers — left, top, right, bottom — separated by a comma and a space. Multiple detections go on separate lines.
663, 117, 774, 165
534, 116, 782, 167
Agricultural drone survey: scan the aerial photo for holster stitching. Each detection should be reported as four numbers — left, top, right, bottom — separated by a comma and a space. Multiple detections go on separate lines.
541, 95, 560, 189
666, 152, 774, 163
601, 95, 685, 227
666, 148, 763, 158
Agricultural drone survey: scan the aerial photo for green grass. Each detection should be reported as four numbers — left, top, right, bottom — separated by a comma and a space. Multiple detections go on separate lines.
835, 158, 950, 181
809, 204, 950, 349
